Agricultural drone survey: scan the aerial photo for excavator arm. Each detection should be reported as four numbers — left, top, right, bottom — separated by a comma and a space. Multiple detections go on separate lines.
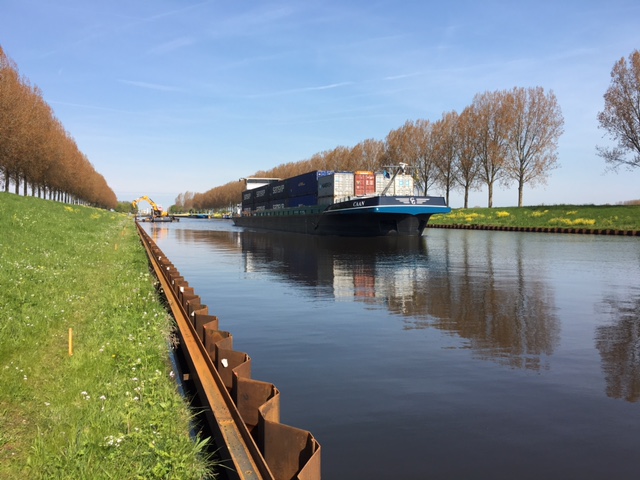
132, 196, 168, 216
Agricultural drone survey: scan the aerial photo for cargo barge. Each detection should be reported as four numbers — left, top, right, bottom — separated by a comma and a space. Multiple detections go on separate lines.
233, 165, 451, 237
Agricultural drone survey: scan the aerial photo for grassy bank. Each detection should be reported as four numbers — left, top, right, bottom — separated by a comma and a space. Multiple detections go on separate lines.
0, 193, 213, 479
429, 204, 640, 231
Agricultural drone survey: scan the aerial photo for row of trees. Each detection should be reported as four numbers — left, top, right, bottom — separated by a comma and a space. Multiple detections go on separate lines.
0, 47, 117, 209
177, 86, 564, 211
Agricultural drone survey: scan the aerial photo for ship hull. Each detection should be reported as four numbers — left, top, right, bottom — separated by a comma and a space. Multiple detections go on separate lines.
233, 196, 450, 237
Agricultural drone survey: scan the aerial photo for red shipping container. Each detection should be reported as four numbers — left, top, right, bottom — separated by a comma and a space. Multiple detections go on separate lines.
354, 171, 375, 196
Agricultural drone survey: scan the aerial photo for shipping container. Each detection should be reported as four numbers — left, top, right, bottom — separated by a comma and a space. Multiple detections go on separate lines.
318, 172, 354, 198
270, 200, 286, 210
254, 186, 269, 202
269, 180, 287, 200
286, 170, 333, 197
395, 174, 414, 195
375, 172, 415, 195
286, 194, 318, 208
242, 190, 254, 202
286, 171, 317, 197
354, 171, 375, 196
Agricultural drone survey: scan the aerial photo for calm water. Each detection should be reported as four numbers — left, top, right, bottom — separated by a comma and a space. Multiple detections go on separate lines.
142, 220, 640, 480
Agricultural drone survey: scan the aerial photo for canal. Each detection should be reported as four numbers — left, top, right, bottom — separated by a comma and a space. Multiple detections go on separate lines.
142, 220, 640, 480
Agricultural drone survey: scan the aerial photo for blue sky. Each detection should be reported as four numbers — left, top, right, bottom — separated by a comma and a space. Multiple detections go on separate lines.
3, 0, 639, 208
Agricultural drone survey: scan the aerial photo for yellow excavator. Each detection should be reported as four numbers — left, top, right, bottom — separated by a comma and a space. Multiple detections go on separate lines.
132, 196, 176, 222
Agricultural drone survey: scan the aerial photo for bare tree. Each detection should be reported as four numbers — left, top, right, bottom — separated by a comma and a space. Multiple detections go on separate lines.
413, 119, 439, 195
597, 49, 640, 171
472, 90, 510, 207
454, 106, 482, 208
385, 120, 421, 166
351, 138, 385, 171
386, 120, 441, 195
432, 111, 458, 205
504, 87, 564, 207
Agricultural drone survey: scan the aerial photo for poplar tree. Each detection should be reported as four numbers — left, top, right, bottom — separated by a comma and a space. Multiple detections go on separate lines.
503, 87, 564, 207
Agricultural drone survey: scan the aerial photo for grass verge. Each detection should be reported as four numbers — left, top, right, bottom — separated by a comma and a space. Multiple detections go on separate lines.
0, 193, 214, 479
429, 204, 640, 231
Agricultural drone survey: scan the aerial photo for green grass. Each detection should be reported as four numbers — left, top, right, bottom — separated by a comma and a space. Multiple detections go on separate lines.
429, 204, 640, 231
0, 193, 215, 479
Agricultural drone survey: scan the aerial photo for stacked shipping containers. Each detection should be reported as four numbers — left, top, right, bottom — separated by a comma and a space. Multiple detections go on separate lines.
241, 171, 332, 213
241, 170, 416, 213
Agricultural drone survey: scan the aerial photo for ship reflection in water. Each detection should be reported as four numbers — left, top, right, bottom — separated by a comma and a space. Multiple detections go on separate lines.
178, 228, 560, 372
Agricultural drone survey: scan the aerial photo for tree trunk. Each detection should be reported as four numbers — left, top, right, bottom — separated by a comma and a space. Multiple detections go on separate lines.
487, 181, 494, 208
464, 187, 469, 209
518, 180, 524, 207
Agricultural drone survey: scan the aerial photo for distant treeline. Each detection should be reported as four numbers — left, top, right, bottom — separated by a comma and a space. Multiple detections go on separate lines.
0, 46, 116, 209
176, 86, 563, 211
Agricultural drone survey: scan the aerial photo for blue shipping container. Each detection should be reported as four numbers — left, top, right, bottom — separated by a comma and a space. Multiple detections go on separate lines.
286, 194, 318, 208
269, 180, 287, 200
241, 189, 254, 208
287, 171, 321, 197
254, 186, 269, 202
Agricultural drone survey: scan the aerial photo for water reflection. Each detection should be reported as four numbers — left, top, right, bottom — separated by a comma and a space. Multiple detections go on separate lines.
170, 228, 560, 372
596, 290, 640, 402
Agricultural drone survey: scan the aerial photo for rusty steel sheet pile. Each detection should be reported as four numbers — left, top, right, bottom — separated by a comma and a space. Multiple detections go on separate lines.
136, 222, 321, 480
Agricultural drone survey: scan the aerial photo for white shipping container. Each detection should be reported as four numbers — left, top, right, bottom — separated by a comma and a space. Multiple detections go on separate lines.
318, 194, 353, 206
376, 173, 414, 195
318, 172, 354, 197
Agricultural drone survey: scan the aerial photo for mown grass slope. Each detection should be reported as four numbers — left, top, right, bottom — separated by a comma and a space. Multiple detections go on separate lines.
0, 193, 214, 479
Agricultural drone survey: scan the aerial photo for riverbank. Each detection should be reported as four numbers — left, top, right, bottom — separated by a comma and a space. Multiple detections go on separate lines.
0, 193, 214, 479
429, 204, 640, 234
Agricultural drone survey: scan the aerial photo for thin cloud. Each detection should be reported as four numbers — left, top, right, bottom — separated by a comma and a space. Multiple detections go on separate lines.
148, 37, 196, 55
383, 72, 424, 81
247, 81, 355, 98
118, 79, 184, 92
